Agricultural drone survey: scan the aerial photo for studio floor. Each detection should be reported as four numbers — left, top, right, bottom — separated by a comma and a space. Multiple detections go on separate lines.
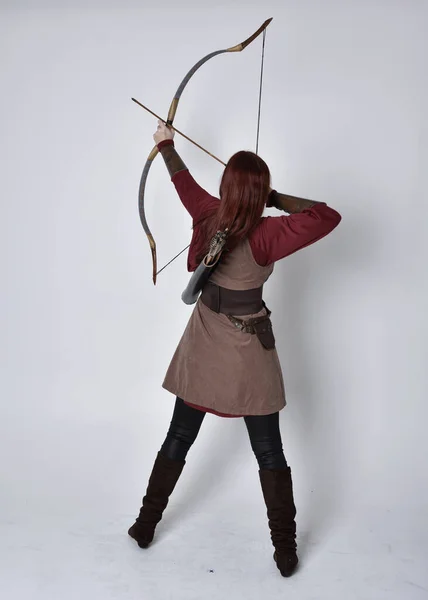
2, 504, 427, 600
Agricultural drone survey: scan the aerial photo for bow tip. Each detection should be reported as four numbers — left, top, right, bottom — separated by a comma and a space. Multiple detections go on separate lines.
149, 242, 157, 285
231, 17, 274, 52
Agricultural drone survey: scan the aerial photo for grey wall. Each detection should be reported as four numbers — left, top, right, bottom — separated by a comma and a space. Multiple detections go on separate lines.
1, 0, 427, 532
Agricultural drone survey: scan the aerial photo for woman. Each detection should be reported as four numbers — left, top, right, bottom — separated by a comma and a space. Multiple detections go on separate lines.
128, 121, 341, 577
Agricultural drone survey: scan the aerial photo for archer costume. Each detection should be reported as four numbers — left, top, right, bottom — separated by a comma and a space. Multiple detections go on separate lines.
128, 139, 341, 577
160, 141, 341, 417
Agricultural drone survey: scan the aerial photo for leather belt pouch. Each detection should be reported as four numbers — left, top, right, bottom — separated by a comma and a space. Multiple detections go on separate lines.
252, 316, 276, 350
227, 309, 276, 351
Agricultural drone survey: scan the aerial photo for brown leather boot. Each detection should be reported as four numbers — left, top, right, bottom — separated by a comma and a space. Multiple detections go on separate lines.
259, 467, 299, 577
128, 452, 185, 548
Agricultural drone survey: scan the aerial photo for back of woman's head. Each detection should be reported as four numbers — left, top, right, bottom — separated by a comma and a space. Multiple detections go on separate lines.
194, 151, 271, 263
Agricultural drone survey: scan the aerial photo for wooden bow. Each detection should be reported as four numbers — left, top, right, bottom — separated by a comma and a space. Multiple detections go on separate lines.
137, 18, 273, 284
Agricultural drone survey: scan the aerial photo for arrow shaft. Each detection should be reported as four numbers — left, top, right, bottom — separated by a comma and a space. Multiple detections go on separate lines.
132, 98, 226, 166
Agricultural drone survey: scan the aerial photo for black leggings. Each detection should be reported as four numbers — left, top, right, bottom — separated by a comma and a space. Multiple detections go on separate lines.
160, 397, 288, 470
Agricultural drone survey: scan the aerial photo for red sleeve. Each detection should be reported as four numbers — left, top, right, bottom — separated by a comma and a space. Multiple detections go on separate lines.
171, 169, 219, 224
249, 204, 342, 266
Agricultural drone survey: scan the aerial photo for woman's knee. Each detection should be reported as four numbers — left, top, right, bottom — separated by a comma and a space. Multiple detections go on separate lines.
250, 435, 288, 468
255, 448, 288, 470
245, 413, 288, 470
160, 432, 192, 461
160, 398, 205, 461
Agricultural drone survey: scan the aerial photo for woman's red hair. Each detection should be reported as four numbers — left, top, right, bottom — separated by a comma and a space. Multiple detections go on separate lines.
194, 151, 271, 264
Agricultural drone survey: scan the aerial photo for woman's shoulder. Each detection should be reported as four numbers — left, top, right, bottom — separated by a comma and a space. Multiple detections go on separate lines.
248, 217, 274, 267
249, 204, 341, 266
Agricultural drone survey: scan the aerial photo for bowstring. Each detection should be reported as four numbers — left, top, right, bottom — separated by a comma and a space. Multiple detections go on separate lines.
255, 28, 266, 155
156, 243, 190, 277
157, 30, 267, 277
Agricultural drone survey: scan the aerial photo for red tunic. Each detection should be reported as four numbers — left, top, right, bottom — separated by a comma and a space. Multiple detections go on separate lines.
165, 161, 341, 417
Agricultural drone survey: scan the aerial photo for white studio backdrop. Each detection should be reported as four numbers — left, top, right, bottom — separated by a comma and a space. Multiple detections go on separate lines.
1, 1, 427, 599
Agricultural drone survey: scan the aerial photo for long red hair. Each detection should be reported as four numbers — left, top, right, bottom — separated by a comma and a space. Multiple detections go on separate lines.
194, 151, 271, 264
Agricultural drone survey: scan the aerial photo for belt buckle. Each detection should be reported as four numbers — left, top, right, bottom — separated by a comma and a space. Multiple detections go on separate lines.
236, 319, 246, 332
240, 320, 251, 334
228, 315, 245, 331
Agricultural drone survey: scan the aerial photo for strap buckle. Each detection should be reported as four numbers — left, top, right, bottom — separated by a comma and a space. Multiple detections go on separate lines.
227, 315, 254, 334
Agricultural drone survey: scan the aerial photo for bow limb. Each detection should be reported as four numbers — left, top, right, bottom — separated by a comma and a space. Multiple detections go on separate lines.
139, 18, 273, 285
138, 145, 159, 284
166, 18, 273, 124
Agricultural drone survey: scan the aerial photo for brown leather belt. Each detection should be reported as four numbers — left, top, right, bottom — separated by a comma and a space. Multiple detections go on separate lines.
200, 281, 264, 315
200, 282, 276, 350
